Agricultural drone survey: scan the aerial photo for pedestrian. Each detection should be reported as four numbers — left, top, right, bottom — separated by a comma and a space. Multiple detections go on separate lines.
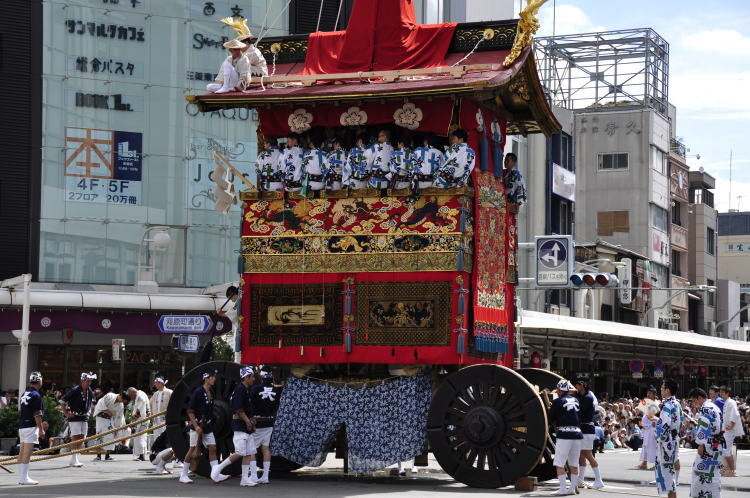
93, 391, 130, 461
708, 385, 724, 413
127, 387, 151, 461
638, 386, 659, 470
688, 387, 722, 498
719, 385, 743, 477
60, 372, 96, 467
211, 366, 259, 486
250, 369, 281, 484
574, 379, 604, 489
551, 379, 582, 495
149, 430, 175, 475
179, 370, 220, 484
149, 376, 172, 440
625, 419, 643, 451
17, 372, 45, 485
655, 380, 682, 498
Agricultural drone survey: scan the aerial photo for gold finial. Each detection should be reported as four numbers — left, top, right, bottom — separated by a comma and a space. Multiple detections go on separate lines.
219, 16, 252, 37
503, 0, 550, 67
483, 28, 495, 40
270, 43, 282, 54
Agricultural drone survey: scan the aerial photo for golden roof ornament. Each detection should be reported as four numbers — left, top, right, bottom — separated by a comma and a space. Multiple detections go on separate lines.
219, 16, 253, 37
503, 0, 550, 67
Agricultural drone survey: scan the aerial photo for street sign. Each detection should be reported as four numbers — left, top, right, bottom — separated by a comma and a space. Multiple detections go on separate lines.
618, 258, 633, 304
158, 315, 213, 334
535, 235, 574, 287
177, 334, 200, 353
112, 338, 124, 361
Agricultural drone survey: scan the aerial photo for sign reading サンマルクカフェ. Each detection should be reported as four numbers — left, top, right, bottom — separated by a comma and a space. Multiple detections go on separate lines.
64, 127, 142, 205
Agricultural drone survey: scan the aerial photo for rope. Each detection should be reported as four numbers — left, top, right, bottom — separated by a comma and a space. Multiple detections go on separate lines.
334, 0, 343, 31
452, 36, 485, 67
1, 423, 165, 466
0, 409, 166, 463
257, 0, 294, 43
316, 0, 325, 32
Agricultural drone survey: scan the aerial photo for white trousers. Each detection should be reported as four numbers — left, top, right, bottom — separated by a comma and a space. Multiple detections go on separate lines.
554, 438, 582, 468
132, 421, 149, 455
207, 61, 239, 94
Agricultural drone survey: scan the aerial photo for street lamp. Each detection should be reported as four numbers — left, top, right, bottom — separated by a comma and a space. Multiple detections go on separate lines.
643, 285, 716, 328
2, 274, 32, 397
136, 226, 171, 291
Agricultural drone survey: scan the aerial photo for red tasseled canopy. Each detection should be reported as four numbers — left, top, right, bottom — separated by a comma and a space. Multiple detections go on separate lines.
302, 0, 457, 74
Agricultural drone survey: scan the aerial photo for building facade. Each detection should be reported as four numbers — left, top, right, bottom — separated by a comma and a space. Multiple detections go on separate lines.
687, 170, 718, 334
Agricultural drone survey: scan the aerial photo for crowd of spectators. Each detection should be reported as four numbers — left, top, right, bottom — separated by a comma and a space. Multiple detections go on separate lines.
591, 386, 750, 453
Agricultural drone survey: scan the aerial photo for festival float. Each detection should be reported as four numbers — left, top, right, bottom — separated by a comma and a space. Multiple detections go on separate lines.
169, 0, 565, 488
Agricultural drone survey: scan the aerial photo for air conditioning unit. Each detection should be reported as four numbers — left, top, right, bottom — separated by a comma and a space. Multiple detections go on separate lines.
667, 323, 679, 331
549, 304, 560, 315
707, 321, 716, 335
739, 326, 750, 342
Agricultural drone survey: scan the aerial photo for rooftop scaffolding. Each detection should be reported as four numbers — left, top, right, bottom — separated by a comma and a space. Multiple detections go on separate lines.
534, 28, 669, 115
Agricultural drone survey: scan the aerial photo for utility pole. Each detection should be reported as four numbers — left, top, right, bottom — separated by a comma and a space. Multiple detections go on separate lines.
2, 274, 32, 398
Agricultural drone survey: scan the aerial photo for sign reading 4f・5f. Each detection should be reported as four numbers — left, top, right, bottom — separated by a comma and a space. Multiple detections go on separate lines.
64, 127, 143, 205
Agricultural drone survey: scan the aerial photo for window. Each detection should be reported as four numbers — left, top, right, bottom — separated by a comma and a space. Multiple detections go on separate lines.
672, 201, 682, 226
671, 250, 681, 276
707, 227, 715, 255
707, 279, 715, 307
650, 204, 669, 232
597, 210, 629, 236
560, 133, 572, 171
290, 0, 355, 34
559, 201, 570, 235
651, 147, 667, 175
598, 153, 628, 170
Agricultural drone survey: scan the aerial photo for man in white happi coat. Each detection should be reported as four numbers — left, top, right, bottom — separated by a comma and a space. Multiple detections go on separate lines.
323, 137, 346, 191
388, 136, 413, 190
655, 380, 682, 498
344, 135, 369, 190
435, 128, 475, 187
282, 133, 305, 192
688, 388, 723, 498
302, 140, 327, 192
719, 385, 744, 477
128, 387, 151, 461
207, 39, 249, 94
93, 391, 130, 461
366, 130, 394, 189
256, 137, 283, 191
411, 134, 444, 189
149, 377, 172, 440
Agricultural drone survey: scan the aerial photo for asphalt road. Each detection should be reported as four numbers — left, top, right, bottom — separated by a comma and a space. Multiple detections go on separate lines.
2, 448, 749, 497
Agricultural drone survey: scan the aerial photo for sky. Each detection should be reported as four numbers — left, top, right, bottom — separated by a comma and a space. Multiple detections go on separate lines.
534, 0, 750, 213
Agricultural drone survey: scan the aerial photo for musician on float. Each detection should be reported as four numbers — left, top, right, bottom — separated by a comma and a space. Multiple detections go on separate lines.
367, 129, 394, 189
411, 134, 444, 190
282, 133, 305, 192
435, 129, 475, 188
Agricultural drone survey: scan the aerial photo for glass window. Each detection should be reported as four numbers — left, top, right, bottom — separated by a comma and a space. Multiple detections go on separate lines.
671, 250, 681, 276
707, 279, 715, 307
561, 134, 572, 171
671, 201, 681, 226
650, 204, 669, 232
651, 146, 667, 175
598, 153, 628, 170
707, 227, 715, 255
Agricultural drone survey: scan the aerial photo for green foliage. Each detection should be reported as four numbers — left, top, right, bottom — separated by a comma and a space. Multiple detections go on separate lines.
0, 395, 66, 438
0, 405, 19, 438
211, 336, 235, 362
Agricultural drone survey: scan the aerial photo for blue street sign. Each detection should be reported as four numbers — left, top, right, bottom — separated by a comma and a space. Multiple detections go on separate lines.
158, 315, 213, 334
178, 334, 201, 353
535, 235, 574, 287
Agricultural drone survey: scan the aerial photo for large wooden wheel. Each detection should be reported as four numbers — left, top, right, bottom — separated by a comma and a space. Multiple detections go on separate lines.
166, 361, 301, 476
519, 368, 564, 483
427, 364, 548, 488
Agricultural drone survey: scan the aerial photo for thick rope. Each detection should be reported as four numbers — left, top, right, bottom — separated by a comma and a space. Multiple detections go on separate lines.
0, 409, 166, 463
1, 423, 165, 466
316, 0, 325, 32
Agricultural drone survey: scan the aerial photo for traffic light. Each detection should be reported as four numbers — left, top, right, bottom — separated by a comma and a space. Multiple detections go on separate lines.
570, 273, 619, 287
211, 153, 237, 214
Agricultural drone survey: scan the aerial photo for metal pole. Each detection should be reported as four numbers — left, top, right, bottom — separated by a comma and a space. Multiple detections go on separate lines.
18, 274, 32, 398
119, 345, 125, 392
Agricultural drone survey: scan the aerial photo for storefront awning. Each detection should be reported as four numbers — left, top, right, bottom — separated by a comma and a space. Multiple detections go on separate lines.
518, 309, 750, 366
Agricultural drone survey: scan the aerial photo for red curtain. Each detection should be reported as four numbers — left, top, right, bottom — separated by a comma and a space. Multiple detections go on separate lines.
258, 98, 454, 137
302, 0, 456, 75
